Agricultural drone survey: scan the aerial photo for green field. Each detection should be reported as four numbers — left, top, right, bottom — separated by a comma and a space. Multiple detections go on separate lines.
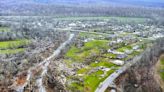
0, 39, 30, 55
117, 45, 132, 52
65, 40, 109, 62
0, 26, 31, 54
0, 39, 30, 50
0, 25, 31, 55
84, 69, 115, 92
69, 61, 117, 92
0, 48, 25, 54
0, 27, 10, 32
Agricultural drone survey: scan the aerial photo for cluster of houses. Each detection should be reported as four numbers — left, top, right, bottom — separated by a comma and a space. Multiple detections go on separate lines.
63, 19, 164, 71
44, 18, 164, 91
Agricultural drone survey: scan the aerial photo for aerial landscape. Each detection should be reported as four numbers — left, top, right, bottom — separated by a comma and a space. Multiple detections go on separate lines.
0, 0, 164, 92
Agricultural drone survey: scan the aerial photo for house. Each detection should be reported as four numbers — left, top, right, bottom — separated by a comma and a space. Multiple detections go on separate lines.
84, 38, 94, 42
69, 23, 76, 27
125, 50, 133, 54
106, 34, 116, 40
133, 45, 140, 50
110, 60, 124, 65
108, 49, 125, 55
109, 41, 117, 46
116, 38, 123, 43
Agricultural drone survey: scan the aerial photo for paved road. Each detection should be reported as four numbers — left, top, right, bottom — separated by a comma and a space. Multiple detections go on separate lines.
95, 55, 142, 92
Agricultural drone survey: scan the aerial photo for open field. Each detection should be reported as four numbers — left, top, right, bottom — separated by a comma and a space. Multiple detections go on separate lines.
0, 27, 10, 32
0, 48, 25, 54
0, 40, 30, 54
0, 27, 30, 54
65, 40, 110, 62
0, 40, 30, 50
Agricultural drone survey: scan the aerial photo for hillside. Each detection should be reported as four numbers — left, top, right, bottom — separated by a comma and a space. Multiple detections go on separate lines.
1, 0, 164, 7
1, 0, 164, 17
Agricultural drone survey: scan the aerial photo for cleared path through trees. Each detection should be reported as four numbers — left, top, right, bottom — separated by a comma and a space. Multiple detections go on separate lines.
10, 33, 75, 92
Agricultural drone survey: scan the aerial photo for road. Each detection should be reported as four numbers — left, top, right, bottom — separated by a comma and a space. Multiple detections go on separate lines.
70, 29, 140, 92
95, 55, 142, 92
10, 33, 75, 92
36, 33, 75, 92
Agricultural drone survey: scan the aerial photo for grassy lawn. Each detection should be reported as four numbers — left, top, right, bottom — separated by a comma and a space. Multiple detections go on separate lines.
77, 61, 116, 74
0, 48, 25, 54
0, 27, 10, 32
0, 39, 30, 50
70, 82, 84, 92
79, 32, 107, 39
0, 26, 30, 55
65, 40, 109, 62
117, 45, 132, 52
84, 70, 104, 92
77, 67, 91, 74
113, 40, 144, 61
84, 40, 109, 49
90, 61, 116, 68
103, 53, 117, 59
0, 39, 30, 54
71, 60, 118, 92
65, 47, 100, 62
71, 69, 115, 92
84, 69, 115, 92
